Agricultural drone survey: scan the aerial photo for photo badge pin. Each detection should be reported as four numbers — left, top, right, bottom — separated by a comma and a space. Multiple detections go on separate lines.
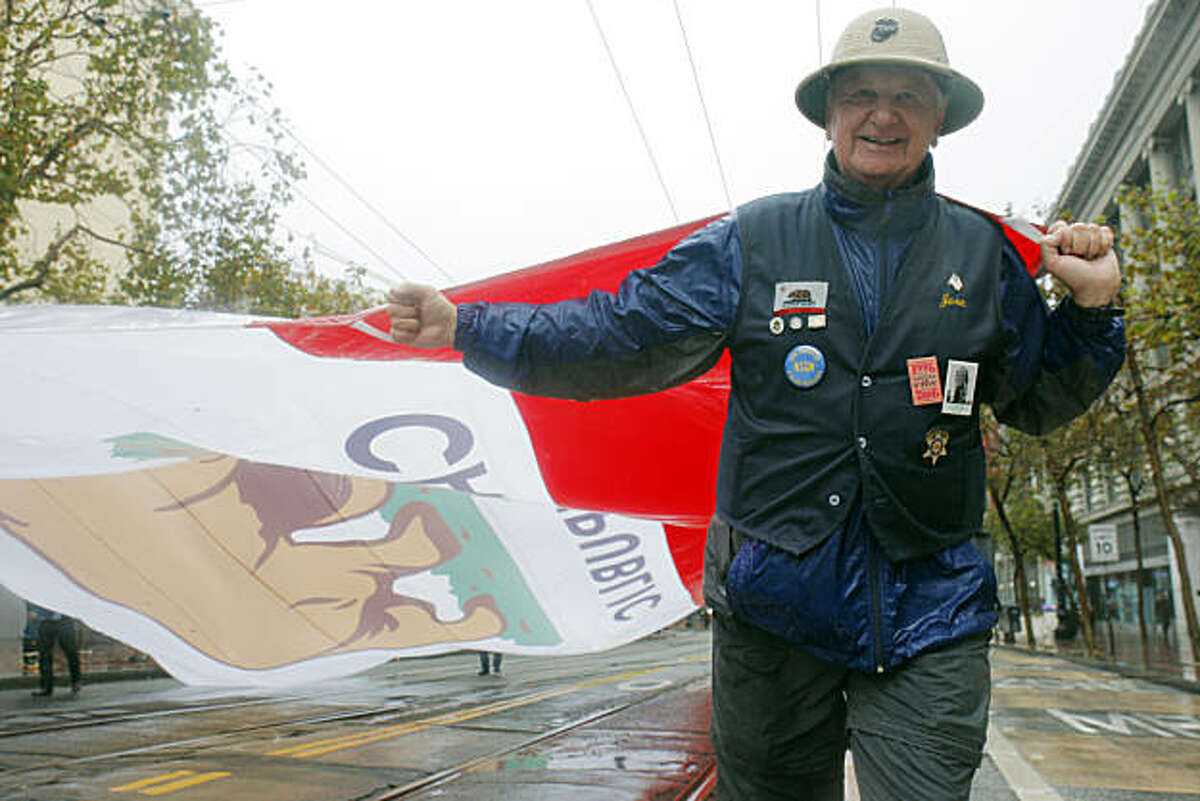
941, 360, 979, 416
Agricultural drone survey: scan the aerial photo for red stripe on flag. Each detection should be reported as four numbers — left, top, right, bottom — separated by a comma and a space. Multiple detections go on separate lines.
940, 195, 1046, 277
257, 215, 722, 361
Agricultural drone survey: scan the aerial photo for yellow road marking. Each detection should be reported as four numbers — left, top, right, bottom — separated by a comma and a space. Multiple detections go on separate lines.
273, 665, 667, 759
138, 772, 231, 796
109, 771, 195, 792
271, 687, 571, 758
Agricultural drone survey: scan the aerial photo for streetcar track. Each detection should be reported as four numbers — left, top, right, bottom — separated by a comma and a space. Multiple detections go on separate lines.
357, 676, 708, 801
0, 696, 306, 739
0, 692, 503, 786
0, 651, 709, 790
0, 646, 709, 742
0, 667, 505, 741
1, 641, 714, 799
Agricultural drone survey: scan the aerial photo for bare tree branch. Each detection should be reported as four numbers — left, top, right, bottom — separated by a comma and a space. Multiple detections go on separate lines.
21, 118, 106, 186
0, 222, 80, 300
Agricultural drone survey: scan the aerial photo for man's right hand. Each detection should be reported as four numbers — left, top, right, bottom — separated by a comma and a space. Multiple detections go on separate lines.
386, 283, 457, 349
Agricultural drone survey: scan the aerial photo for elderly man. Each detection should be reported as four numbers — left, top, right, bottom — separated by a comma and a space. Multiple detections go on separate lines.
385, 7, 1124, 799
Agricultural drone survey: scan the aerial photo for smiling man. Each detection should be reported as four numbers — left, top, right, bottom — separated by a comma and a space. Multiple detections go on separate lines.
825, 65, 945, 190
382, 7, 1125, 800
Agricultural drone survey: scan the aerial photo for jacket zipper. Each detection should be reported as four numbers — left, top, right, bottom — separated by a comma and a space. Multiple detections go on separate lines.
876, 195, 894, 322
869, 194, 893, 674
868, 528, 885, 673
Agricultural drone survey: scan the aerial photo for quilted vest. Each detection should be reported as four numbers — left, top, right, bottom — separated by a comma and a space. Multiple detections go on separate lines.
715, 188, 1008, 561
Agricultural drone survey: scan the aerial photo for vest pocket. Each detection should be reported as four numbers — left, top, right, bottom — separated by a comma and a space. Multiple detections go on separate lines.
861, 421, 985, 561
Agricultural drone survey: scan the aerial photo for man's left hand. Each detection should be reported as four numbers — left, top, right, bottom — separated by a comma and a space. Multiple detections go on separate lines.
1040, 220, 1121, 307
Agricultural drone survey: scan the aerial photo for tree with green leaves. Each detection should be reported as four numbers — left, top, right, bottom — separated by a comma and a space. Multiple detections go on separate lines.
983, 409, 1054, 648
1037, 420, 1098, 656
1084, 389, 1153, 668
1, 0, 376, 315
1113, 184, 1200, 666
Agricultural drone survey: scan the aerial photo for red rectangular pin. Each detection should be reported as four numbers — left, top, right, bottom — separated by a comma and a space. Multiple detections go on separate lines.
907, 356, 943, 406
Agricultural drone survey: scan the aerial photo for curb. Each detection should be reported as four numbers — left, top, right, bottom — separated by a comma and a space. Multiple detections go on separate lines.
986, 721, 1064, 801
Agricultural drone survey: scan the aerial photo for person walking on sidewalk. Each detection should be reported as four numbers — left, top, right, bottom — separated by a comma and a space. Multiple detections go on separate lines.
1155, 591, 1172, 644
381, 7, 1124, 798
29, 603, 82, 697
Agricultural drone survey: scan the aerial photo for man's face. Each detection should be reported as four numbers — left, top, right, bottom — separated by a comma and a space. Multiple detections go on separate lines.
826, 65, 945, 190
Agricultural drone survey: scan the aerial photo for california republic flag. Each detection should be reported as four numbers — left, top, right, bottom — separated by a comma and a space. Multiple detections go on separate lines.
0, 211, 1041, 686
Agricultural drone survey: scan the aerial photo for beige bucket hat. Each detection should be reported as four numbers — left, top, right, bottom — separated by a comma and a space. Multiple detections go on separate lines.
794, 7, 984, 135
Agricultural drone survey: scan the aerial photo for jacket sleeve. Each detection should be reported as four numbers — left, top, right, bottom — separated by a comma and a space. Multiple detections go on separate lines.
453, 216, 742, 400
985, 244, 1125, 435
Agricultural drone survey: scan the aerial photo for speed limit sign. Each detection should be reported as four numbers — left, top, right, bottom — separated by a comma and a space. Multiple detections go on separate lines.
1089, 525, 1119, 563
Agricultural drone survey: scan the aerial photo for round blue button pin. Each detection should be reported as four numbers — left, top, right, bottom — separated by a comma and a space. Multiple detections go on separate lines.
784, 344, 825, 388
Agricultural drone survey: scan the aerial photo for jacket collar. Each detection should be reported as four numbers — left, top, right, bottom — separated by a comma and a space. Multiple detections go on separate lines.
821, 151, 936, 237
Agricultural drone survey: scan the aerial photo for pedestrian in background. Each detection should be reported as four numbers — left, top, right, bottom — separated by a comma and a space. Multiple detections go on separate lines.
1155, 591, 1172, 643
21, 608, 39, 674
477, 651, 502, 676
29, 603, 82, 698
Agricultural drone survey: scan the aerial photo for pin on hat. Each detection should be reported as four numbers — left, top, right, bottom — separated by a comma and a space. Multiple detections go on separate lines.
794, 7, 984, 135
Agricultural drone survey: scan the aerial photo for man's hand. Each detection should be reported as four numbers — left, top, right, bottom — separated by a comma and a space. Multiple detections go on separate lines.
386, 282, 457, 349
1040, 220, 1122, 307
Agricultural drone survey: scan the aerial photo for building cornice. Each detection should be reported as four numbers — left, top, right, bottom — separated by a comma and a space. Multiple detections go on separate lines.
1052, 0, 1200, 221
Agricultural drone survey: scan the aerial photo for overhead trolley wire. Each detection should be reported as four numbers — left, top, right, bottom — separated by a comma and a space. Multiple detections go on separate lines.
245, 98, 455, 284
277, 223, 398, 290
584, 0, 680, 223
289, 180, 409, 284
671, 0, 733, 213
222, 130, 411, 284
815, 0, 824, 68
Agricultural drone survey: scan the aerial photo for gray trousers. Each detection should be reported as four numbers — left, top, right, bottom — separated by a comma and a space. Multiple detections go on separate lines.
704, 519, 991, 801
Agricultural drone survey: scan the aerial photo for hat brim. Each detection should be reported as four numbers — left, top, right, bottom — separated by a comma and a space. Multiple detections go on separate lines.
794, 58, 983, 135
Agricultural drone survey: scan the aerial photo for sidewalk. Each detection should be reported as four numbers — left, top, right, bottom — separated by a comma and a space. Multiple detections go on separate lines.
983, 643, 1200, 800
1010, 615, 1199, 689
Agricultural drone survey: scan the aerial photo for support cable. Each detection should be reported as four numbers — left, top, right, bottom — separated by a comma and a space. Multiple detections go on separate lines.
279, 223, 398, 290
224, 132, 410, 283
288, 180, 409, 284
247, 98, 454, 284
584, 0, 679, 222
815, 0, 824, 67
671, 0, 733, 212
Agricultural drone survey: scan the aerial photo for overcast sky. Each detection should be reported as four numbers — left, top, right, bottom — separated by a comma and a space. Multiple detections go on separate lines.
202, 0, 1154, 290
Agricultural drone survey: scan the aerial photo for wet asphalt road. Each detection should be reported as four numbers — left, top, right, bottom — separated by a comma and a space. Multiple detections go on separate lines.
2, 631, 1198, 800
0, 629, 713, 800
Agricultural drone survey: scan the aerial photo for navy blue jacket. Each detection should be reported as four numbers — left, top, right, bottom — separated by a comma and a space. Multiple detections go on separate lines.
456, 155, 1125, 671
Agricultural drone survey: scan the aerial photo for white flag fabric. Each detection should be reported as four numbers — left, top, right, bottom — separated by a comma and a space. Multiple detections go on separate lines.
0, 218, 724, 686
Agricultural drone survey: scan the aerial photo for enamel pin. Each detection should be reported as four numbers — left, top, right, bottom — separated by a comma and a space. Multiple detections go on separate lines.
784, 345, 825, 388
940, 273, 967, 309
923, 429, 950, 466
774, 281, 828, 315
906, 356, 943, 406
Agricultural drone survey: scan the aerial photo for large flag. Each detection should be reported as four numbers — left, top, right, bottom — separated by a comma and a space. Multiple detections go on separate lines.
0, 209, 1041, 686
